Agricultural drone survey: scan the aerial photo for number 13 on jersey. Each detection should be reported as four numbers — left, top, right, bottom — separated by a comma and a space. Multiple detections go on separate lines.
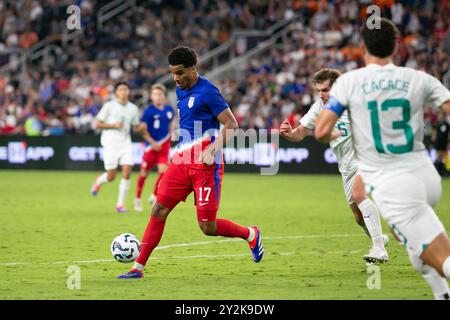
368, 98, 413, 154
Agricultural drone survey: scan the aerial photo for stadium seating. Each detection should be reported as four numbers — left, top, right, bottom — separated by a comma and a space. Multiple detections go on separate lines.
0, 0, 449, 138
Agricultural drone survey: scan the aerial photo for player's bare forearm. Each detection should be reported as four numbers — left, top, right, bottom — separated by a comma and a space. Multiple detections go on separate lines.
201, 109, 237, 165
315, 110, 340, 143
142, 132, 156, 145
215, 120, 238, 149
289, 125, 310, 142
280, 119, 310, 142
134, 123, 156, 145
169, 119, 175, 134
96, 120, 120, 130
213, 108, 239, 150
95, 120, 111, 129
134, 123, 145, 133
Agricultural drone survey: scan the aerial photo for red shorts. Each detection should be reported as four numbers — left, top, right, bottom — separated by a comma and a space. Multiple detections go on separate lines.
140, 140, 171, 172
157, 162, 224, 222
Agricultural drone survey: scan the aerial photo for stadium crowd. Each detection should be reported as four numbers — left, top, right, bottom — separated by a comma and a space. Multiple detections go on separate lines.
0, 0, 449, 141
218, 0, 450, 137
0, 0, 284, 135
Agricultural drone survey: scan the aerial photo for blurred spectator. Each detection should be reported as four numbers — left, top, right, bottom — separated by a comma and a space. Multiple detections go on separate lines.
0, 0, 284, 135
0, 0, 448, 136
216, 0, 450, 131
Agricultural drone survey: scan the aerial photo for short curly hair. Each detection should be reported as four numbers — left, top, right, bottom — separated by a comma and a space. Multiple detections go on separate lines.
312, 68, 341, 86
168, 46, 198, 68
360, 17, 398, 58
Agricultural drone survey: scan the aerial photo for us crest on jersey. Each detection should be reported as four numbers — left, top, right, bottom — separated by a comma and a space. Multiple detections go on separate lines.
188, 96, 195, 108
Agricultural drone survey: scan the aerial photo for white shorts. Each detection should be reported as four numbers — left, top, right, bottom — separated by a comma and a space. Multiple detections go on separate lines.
102, 143, 133, 171
371, 164, 444, 257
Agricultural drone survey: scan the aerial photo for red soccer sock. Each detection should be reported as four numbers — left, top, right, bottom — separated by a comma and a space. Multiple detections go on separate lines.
153, 172, 164, 195
136, 175, 146, 198
135, 216, 166, 266
215, 218, 250, 239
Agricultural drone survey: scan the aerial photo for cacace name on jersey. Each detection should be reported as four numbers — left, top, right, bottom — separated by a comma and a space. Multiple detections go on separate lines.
328, 63, 450, 187
140, 104, 174, 148
96, 99, 140, 146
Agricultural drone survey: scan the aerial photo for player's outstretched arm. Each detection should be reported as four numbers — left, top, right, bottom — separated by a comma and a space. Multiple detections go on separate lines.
280, 119, 311, 142
315, 109, 341, 143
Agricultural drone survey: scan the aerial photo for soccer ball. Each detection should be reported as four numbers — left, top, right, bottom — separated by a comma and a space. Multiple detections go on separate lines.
111, 233, 140, 263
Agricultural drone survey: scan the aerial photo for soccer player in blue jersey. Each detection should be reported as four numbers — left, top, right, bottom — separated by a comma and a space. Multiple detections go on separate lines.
118, 46, 264, 279
134, 84, 174, 212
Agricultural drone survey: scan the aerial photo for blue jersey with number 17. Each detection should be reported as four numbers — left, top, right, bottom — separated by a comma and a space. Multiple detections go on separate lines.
175, 76, 229, 151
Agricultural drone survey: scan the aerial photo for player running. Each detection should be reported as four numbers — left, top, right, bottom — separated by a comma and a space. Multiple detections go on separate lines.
118, 46, 264, 279
91, 81, 151, 213
315, 18, 450, 300
280, 68, 389, 264
134, 84, 174, 212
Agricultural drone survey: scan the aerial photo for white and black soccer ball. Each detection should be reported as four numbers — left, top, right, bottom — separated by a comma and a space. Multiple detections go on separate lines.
111, 233, 140, 263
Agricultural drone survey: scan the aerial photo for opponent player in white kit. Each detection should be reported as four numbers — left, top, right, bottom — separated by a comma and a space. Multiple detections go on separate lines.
280, 68, 388, 264
91, 81, 151, 213
316, 18, 450, 300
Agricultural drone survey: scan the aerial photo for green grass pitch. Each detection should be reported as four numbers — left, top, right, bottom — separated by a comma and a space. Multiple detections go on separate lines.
0, 170, 449, 300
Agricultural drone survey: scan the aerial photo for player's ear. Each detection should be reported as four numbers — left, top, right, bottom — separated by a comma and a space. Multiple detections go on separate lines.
359, 42, 366, 57
392, 41, 399, 58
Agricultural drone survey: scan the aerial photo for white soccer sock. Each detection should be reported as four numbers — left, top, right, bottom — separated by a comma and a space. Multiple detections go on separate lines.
133, 262, 144, 271
443, 256, 450, 279
357, 199, 385, 249
422, 264, 450, 300
410, 252, 449, 300
117, 178, 130, 207
247, 227, 255, 242
96, 172, 109, 185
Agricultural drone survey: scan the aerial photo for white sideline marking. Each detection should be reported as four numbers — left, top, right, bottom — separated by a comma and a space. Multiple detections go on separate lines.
0, 233, 365, 267
155, 233, 365, 251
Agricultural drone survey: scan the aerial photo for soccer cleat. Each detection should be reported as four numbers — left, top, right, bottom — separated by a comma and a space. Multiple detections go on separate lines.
382, 234, 390, 246
248, 226, 264, 263
91, 179, 101, 196
134, 198, 143, 212
117, 268, 144, 279
116, 206, 129, 213
364, 246, 389, 265
148, 194, 156, 207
